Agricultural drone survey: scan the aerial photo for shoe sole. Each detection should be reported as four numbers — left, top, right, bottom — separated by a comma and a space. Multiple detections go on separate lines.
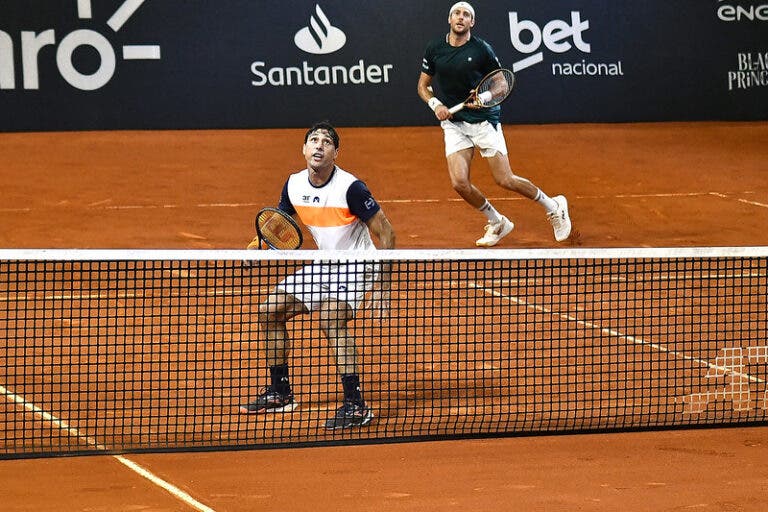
551, 196, 572, 242
239, 402, 298, 414
476, 218, 515, 247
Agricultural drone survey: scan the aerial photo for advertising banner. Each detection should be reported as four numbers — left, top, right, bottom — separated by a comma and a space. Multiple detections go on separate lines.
0, 0, 766, 130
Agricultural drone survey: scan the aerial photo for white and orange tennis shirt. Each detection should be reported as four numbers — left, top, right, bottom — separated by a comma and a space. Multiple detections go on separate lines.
278, 166, 381, 250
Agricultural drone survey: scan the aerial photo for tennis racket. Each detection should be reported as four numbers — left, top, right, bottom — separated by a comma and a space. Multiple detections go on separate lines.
254, 207, 303, 250
448, 68, 515, 115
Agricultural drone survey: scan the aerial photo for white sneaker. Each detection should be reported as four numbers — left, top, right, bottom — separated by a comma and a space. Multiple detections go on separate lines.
547, 195, 572, 242
476, 216, 514, 247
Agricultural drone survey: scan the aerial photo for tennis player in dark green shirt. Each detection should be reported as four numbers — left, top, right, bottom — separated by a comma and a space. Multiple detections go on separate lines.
417, 2, 572, 246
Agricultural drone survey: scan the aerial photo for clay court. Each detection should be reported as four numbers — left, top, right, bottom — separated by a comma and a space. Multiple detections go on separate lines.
1, 122, 768, 511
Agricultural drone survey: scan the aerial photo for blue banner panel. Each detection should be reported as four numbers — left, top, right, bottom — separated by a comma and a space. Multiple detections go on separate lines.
0, 1, 766, 131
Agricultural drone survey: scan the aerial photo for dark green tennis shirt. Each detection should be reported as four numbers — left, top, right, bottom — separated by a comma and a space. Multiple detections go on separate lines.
421, 35, 502, 124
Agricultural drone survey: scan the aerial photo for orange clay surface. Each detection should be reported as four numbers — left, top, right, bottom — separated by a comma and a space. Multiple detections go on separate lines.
1, 122, 767, 511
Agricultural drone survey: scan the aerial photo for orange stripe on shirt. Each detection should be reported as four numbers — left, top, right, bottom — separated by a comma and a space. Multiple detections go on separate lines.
295, 205, 357, 228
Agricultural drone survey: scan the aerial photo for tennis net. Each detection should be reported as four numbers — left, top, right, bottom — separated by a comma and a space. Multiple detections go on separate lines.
1, 247, 766, 458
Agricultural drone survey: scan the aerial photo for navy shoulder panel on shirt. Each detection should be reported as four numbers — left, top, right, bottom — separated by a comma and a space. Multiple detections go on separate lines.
278, 179, 296, 215
347, 180, 380, 223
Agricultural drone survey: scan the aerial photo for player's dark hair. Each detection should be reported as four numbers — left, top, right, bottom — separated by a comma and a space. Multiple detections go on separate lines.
305, 121, 340, 148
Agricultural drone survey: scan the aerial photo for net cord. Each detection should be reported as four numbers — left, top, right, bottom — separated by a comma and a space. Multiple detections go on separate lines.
1, 247, 767, 262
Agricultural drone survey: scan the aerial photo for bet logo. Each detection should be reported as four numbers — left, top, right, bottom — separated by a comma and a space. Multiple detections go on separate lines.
508, 11, 591, 72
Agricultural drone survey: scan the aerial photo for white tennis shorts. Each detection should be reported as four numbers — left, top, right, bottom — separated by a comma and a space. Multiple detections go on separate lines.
441, 120, 509, 157
276, 261, 380, 311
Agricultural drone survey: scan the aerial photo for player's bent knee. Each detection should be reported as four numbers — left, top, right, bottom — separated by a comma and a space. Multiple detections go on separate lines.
451, 180, 473, 196
495, 177, 519, 190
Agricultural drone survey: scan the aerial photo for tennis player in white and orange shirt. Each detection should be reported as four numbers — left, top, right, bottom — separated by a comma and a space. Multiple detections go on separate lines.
240, 121, 395, 430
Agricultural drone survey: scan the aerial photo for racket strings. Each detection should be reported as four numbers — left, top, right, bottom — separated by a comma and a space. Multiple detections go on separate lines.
477, 69, 514, 107
257, 212, 302, 250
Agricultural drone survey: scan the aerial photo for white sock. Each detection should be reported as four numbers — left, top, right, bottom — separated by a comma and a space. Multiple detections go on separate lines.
534, 189, 558, 213
478, 200, 501, 223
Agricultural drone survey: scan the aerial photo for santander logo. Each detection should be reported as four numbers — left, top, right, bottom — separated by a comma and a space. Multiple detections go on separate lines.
249, 4, 394, 88
293, 5, 346, 55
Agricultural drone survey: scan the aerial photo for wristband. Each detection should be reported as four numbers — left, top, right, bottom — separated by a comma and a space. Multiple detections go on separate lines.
478, 91, 493, 104
427, 97, 443, 112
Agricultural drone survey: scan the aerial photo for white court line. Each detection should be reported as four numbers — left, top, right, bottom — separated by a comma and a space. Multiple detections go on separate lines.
3, 191, 763, 213
490, 271, 767, 286
113, 456, 215, 512
88, 191, 738, 209
463, 281, 765, 384
0, 286, 257, 303
104, 204, 179, 210
737, 198, 768, 209
1, 384, 107, 449
606, 192, 712, 199
0, 384, 216, 512
709, 191, 768, 209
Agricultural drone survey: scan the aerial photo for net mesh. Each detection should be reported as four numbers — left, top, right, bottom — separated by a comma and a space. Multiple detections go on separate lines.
1, 248, 767, 459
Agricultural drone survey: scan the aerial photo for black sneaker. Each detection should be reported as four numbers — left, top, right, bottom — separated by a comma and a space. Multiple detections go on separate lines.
239, 387, 296, 414
324, 400, 374, 429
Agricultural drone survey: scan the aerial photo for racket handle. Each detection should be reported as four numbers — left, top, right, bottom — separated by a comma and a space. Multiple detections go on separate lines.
448, 103, 465, 114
